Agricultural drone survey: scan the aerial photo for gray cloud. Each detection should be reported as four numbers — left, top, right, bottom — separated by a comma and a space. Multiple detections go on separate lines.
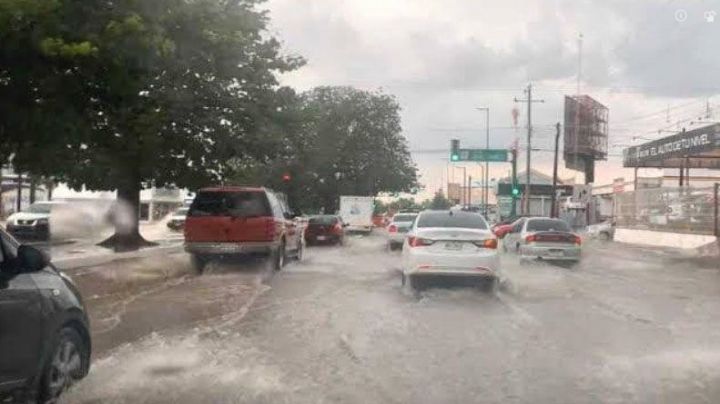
265, 0, 720, 194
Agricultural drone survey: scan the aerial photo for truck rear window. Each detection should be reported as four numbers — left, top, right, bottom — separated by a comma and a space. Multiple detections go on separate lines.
188, 191, 271, 217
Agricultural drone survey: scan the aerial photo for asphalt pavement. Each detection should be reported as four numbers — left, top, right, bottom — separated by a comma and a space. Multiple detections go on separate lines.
60, 233, 720, 404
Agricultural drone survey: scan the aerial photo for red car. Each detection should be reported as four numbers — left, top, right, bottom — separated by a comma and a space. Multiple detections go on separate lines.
305, 215, 346, 245
184, 186, 304, 273
492, 216, 529, 238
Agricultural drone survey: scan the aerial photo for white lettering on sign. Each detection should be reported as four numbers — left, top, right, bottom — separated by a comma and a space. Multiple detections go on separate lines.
636, 133, 710, 160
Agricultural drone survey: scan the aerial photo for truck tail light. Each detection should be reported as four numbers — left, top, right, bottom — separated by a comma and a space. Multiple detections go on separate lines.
408, 237, 434, 247
264, 218, 276, 241
388, 225, 398, 233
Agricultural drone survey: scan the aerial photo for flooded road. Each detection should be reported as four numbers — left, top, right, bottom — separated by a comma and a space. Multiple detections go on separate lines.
62, 234, 720, 403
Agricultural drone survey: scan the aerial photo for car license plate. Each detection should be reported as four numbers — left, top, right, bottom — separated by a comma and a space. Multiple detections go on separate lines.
445, 242, 463, 250
317, 236, 327, 241
548, 249, 564, 257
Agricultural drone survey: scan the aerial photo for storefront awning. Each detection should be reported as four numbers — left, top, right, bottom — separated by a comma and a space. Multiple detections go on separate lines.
623, 124, 720, 169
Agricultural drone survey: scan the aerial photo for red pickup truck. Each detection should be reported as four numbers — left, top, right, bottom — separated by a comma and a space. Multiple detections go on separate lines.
184, 186, 304, 273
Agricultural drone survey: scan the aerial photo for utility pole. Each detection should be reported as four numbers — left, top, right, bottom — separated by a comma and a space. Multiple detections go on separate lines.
510, 148, 518, 217
468, 175, 473, 205
514, 83, 544, 214
551, 123, 561, 218
16, 173, 22, 213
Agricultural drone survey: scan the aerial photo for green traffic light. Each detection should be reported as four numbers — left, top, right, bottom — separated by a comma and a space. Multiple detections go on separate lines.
451, 154, 459, 161
511, 188, 520, 196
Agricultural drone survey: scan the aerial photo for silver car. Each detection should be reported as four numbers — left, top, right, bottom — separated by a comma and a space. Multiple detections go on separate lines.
387, 212, 418, 250
503, 217, 581, 262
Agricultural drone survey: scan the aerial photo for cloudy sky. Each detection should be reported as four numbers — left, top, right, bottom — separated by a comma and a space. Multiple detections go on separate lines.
265, 0, 720, 199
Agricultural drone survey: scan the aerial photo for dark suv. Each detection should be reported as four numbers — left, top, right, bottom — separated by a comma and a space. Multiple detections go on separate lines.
0, 227, 91, 403
184, 186, 304, 272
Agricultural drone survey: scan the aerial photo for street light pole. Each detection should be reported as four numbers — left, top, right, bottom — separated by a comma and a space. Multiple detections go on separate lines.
477, 107, 490, 218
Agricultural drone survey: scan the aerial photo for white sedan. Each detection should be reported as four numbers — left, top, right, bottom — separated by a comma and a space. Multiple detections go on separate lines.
503, 217, 582, 262
401, 210, 500, 290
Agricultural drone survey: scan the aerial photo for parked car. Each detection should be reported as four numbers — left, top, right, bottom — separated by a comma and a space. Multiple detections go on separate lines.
167, 207, 189, 231
401, 210, 500, 290
386, 212, 418, 250
305, 215, 346, 245
586, 220, 615, 241
5, 201, 67, 240
503, 217, 581, 262
0, 227, 91, 402
184, 186, 304, 273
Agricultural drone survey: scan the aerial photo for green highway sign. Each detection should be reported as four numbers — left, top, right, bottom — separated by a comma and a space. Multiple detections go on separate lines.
455, 148, 508, 162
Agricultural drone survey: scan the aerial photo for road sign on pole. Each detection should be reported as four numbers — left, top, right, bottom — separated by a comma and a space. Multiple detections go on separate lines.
454, 148, 508, 162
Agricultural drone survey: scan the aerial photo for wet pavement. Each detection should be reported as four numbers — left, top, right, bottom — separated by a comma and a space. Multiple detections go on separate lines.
61, 233, 720, 404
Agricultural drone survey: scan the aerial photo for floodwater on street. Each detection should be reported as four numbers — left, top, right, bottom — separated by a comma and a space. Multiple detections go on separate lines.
61, 233, 720, 404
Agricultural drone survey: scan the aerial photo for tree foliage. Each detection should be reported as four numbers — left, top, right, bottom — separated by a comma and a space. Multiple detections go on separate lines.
243, 86, 418, 213
0, 0, 303, 249
428, 190, 452, 210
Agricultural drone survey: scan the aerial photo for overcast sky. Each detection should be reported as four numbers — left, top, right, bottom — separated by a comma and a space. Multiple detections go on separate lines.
265, 0, 720, 199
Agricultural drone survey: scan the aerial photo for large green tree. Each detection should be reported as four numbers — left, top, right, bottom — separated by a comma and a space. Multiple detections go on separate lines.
0, 0, 302, 250
246, 86, 418, 213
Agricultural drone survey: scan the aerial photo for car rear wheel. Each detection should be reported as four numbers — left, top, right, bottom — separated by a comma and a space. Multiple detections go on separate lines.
273, 241, 286, 271
191, 254, 207, 274
39, 327, 88, 402
295, 239, 305, 261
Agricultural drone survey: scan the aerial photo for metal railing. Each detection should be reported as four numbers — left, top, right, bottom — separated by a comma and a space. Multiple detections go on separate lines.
614, 186, 718, 235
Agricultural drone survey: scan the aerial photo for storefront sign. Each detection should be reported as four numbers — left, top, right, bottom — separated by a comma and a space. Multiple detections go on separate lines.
623, 124, 720, 167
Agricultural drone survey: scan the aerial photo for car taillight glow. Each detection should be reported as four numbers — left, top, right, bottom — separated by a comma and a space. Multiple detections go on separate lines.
473, 239, 498, 249
408, 237, 434, 247
574, 235, 582, 245
525, 234, 536, 243
388, 225, 398, 233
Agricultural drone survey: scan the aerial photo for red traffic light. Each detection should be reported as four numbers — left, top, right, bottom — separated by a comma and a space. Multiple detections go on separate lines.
282, 173, 291, 182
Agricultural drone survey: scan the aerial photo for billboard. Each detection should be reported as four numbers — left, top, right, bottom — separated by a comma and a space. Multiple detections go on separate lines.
622, 124, 720, 168
563, 95, 609, 179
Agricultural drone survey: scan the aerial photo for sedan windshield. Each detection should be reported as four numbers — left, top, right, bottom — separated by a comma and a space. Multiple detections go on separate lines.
27, 203, 53, 214
393, 214, 417, 223
526, 219, 571, 232
417, 211, 488, 229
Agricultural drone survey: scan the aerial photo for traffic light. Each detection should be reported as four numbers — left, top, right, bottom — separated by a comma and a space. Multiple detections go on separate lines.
511, 185, 521, 198
450, 139, 460, 161
282, 173, 291, 182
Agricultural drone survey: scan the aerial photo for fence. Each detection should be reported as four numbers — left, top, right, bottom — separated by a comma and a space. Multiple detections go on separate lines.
614, 186, 718, 236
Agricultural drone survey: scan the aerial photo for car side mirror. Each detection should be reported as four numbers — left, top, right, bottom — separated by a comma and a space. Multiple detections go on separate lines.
18, 245, 49, 273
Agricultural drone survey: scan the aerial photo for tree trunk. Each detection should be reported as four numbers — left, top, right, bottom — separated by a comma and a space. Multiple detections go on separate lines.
97, 180, 156, 252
